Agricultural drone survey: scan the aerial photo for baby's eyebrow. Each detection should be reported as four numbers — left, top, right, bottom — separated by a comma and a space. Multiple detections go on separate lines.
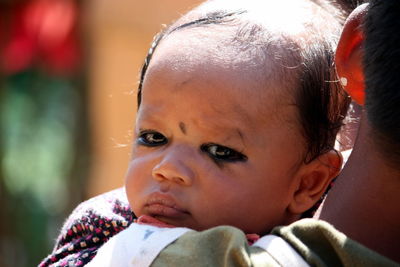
236, 129, 244, 141
136, 105, 164, 121
179, 122, 187, 135
216, 126, 247, 148
236, 129, 246, 148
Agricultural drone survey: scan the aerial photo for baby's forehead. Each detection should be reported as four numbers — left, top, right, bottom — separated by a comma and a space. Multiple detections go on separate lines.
152, 30, 281, 92
155, 25, 296, 87
146, 29, 300, 127
152, 25, 298, 101
153, 28, 268, 73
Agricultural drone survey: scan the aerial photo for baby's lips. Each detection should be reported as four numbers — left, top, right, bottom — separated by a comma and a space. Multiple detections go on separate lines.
136, 214, 176, 228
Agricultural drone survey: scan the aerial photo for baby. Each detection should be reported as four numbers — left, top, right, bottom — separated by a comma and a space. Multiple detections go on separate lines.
124, 0, 349, 236
79, 0, 351, 265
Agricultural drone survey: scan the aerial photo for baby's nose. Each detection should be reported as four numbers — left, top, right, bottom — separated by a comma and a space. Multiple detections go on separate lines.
151, 146, 195, 186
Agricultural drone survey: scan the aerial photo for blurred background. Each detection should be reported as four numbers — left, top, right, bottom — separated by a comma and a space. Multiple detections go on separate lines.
0, 0, 202, 266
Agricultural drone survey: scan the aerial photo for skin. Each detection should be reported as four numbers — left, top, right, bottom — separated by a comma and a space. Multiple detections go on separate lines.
125, 28, 327, 235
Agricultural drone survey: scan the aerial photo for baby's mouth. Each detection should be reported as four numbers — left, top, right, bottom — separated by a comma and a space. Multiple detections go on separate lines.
143, 194, 190, 221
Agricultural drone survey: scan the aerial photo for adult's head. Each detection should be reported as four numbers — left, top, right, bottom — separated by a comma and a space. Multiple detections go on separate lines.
322, 0, 400, 261
335, 0, 400, 171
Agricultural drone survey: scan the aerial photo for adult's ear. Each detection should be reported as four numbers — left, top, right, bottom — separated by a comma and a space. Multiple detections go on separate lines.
335, 3, 369, 105
288, 150, 342, 215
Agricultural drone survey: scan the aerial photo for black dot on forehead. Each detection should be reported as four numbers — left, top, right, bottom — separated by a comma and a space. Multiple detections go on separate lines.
179, 122, 187, 134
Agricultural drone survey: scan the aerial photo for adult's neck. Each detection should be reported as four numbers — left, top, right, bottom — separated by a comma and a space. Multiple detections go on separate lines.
317, 116, 400, 262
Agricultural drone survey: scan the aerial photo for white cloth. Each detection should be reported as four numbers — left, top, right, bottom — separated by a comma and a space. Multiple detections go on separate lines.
86, 223, 192, 267
252, 235, 310, 267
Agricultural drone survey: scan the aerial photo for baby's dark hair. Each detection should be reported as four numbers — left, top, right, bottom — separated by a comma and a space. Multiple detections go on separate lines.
137, 0, 351, 163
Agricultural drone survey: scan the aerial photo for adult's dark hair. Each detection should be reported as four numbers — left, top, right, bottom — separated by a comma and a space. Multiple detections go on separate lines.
363, 0, 400, 167
137, 0, 351, 163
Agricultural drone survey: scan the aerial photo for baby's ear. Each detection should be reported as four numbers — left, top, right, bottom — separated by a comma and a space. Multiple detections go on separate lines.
288, 150, 342, 215
335, 3, 368, 105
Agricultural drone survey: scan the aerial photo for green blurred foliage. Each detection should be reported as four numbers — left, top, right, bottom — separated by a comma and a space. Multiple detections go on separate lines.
0, 70, 89, 266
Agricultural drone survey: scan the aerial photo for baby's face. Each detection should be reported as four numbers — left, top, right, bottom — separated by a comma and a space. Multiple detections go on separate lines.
126, 30, 307, 234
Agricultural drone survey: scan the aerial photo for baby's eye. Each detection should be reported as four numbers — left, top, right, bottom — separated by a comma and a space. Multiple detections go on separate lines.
137, 130, 167, 147
200, 143, 247, 163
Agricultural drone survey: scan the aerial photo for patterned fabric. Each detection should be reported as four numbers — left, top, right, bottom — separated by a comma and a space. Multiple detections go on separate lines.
39, 187, 135, 267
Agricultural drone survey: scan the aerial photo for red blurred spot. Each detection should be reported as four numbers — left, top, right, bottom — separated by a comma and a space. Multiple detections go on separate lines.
2, 0, 80, 75
3, 35, 35, 74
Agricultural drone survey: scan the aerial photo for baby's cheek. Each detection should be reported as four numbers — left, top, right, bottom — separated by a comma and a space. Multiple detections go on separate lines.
124, 161, 145, 214
192, 192, 238, 228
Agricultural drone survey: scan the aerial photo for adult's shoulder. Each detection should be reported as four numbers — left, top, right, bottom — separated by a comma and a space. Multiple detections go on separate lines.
153, 225, 281, 267
272, 219, 398, 267
152, 219, 398, 267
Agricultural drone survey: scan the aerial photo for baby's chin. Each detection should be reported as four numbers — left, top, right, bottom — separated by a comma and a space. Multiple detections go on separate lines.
137, 214, 267, 234
189, 220, 271, 235
136, 214, 201, 230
